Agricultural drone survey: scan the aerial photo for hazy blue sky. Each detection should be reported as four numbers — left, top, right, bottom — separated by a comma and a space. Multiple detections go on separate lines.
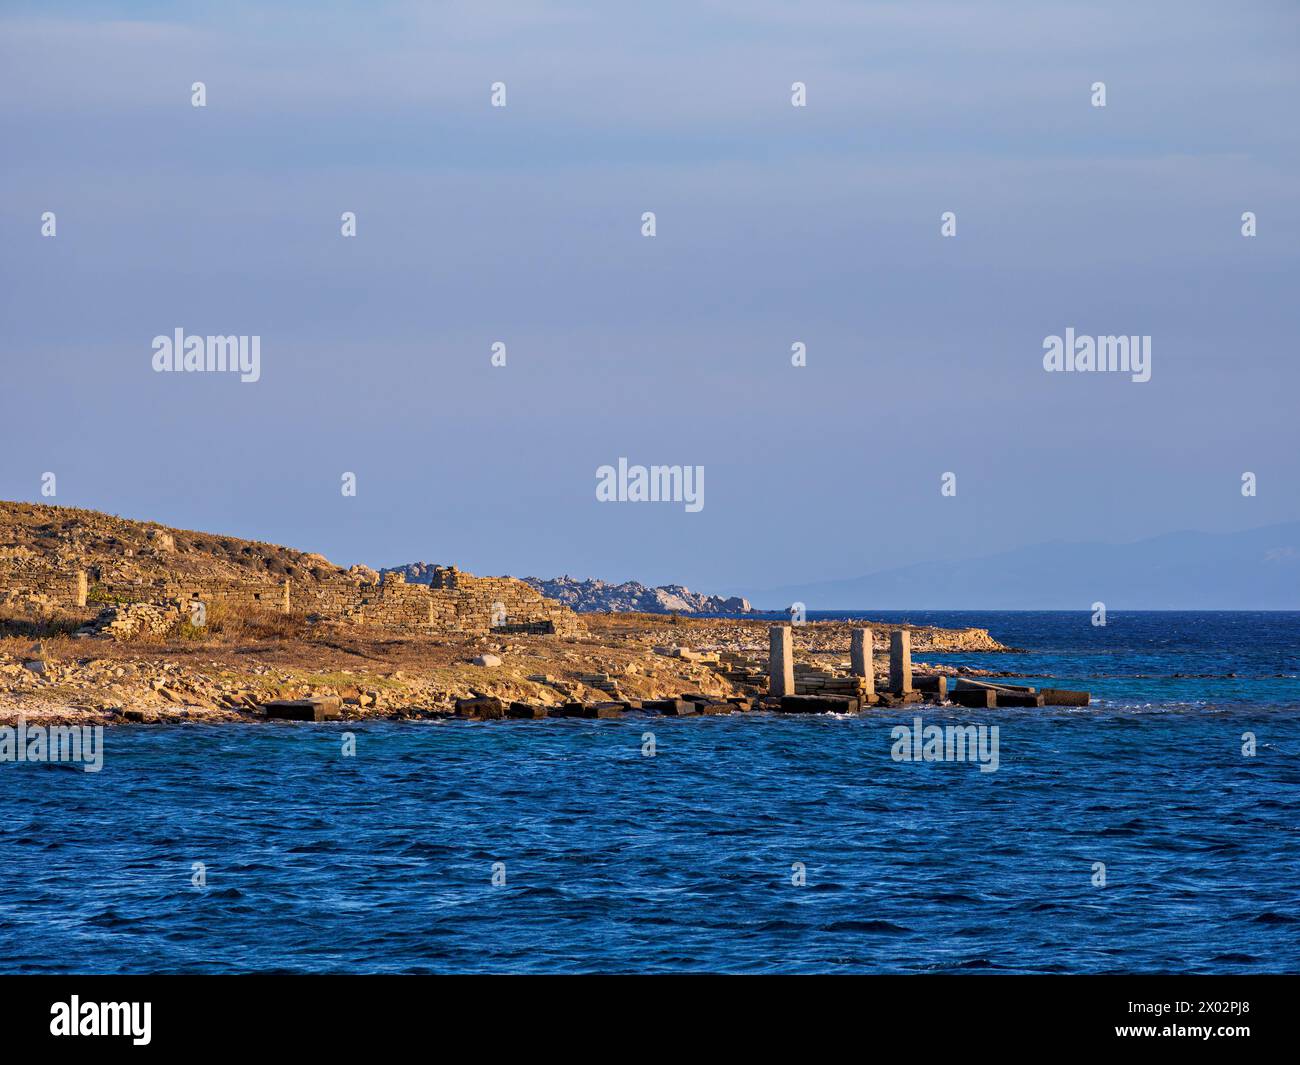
2, 1, 1297, 597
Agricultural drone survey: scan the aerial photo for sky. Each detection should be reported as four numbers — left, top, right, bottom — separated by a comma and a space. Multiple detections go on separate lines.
2, 1, 1298, 598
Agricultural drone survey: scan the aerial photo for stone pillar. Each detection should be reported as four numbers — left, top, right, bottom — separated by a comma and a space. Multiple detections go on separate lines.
73, 570, 88, 608
282, 579, 291, 613
850, 628, 875, 696
889, 629, 912, 694
769, 625, 795, 698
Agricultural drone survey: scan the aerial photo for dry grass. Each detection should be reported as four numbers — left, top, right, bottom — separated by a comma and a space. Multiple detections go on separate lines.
0, 603, 90, 639
173, 602, 314, 644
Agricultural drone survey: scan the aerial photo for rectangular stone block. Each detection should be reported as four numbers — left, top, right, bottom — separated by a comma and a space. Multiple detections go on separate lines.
263, 696, 342, 722
953, 678, 1036, 694
993, 690, 1045, 708
769, 625, 795, 698
551, 702, 588, 718
694, 702, 734, 715
877, 691, 922, 708
889, 630, 912, 694
645, 699, 696, 716
507, 702, 549, 719
949, 688, 996, 708
581, 703, 624, 718
779, 694, 860, 715
850, 628, 875, 696
455, 696, 505, 719
1041, 688, 1090, 706
913, 675, 949, 701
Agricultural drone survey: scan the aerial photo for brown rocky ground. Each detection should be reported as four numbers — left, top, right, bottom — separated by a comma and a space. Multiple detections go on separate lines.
0, 500, 366, 587
0, 610, 1011, 727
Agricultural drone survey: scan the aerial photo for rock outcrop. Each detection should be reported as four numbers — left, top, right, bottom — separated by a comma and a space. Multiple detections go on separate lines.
522, 575, 753, 615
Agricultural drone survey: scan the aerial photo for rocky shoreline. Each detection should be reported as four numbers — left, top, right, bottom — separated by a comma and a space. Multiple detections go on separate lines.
0, 614, 1014, 727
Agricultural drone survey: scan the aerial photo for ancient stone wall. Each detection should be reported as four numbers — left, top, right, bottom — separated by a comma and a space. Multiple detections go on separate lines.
164, 577, 291, 613
446, 573, 584, 636
0, 566, 87, 609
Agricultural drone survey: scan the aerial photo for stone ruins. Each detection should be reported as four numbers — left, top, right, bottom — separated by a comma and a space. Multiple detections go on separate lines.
763, 624, 1088, 710
1, 561, 583, 639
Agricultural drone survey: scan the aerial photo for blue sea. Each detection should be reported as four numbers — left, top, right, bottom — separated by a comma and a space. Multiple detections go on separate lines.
2, 611, 1297, 974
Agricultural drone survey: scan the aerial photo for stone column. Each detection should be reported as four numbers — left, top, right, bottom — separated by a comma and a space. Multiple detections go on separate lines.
889, 629, 912, 694
282, 579, 291, 613
769, 625, 795, 698
850, 628, 875, 697
74, 570, 88, 608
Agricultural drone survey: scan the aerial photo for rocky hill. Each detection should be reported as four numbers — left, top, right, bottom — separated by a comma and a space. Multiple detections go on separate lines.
381, 565, 752, 615
0, 501, 367, 588
0, 502, 588, 640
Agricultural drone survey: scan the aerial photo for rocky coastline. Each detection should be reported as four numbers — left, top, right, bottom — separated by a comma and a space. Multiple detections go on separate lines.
1, 501, 1018, 728
0, 613, 1012, 728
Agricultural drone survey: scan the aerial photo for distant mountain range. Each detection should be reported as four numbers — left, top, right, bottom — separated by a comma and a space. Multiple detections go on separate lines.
380, 565, 753, 615
751, 523, 1300, 611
